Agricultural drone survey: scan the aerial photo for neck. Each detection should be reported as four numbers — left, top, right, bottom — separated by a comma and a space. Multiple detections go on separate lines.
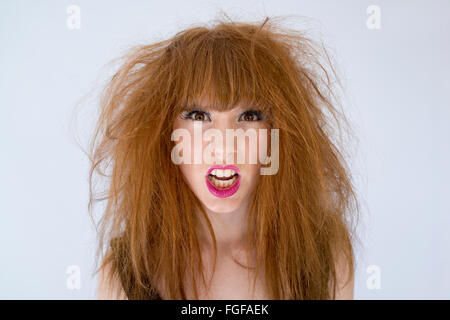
194, 198, 251, 254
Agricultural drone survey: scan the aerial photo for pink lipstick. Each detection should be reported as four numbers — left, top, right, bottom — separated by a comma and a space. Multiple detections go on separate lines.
205, 165, 240, 198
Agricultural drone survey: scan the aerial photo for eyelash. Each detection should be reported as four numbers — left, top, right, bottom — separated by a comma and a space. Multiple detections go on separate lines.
180, 109, 265, 122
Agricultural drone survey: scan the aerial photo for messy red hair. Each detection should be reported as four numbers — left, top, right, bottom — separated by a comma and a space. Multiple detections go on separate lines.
88, 14, 360, 299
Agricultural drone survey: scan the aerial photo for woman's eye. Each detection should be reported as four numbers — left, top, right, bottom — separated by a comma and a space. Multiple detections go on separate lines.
239, 110, 263, 122
181, 109, 264, 122
181, 110, 211, 121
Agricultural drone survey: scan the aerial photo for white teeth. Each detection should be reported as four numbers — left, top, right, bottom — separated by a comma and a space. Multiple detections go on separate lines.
224, 180, 233, 187
209, 175, 237, 189
209, 169, 236, 178
215, 170, 224, 178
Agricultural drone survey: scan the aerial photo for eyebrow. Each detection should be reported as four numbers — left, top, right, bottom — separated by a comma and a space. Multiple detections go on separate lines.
181, 100, 256, 113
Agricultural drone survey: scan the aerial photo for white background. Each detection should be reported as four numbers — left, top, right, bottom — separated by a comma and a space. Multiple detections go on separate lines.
1, 0, 449, 299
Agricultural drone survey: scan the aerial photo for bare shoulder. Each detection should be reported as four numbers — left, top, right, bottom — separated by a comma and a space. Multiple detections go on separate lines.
97, 250, 128, 300
330, 249, 354, 300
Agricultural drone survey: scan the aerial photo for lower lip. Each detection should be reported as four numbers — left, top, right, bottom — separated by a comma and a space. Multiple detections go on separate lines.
205, 175, 240, 198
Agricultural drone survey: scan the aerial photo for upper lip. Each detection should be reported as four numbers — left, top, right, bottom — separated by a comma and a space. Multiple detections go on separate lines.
206, 165, 240, 176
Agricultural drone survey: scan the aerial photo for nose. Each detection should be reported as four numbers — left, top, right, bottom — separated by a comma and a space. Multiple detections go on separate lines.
212, 141, 236, 165
211, 117, 237, 165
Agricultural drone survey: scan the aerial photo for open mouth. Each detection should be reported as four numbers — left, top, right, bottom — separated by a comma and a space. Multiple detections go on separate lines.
205, 166, 240, 198
207, 171, 239, 189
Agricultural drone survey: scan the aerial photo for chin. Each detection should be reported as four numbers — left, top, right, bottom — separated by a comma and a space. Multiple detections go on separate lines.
202, 198, 243, 214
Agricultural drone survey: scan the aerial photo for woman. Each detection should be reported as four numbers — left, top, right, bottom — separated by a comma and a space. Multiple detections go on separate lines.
91, 15, 359, 300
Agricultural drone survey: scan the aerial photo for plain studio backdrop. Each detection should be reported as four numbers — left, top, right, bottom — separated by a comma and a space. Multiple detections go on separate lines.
1, 0, 449, 299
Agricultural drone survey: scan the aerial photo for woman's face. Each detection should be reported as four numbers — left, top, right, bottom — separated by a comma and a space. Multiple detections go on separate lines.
172, 99, 269, 214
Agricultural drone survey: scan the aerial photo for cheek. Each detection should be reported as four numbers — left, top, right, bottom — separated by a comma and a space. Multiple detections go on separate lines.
179, 164, 199, 192
242, 129, 268, 166
179, 163, 189, 179
179, 160, 206, 183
